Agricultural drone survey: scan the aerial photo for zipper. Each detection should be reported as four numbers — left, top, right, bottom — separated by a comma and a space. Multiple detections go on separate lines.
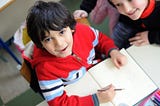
72, 53, 81, 62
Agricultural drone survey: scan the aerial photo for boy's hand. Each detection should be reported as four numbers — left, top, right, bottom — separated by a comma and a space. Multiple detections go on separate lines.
73, 10, 88, 19
129, 31, 149, 46
110, 49, 127, 69
96, 84, 115, 103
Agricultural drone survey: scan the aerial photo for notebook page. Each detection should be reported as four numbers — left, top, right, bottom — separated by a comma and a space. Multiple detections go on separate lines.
64, 71, 100, 96
127, 45, 160, 88
88, 49, 158, 106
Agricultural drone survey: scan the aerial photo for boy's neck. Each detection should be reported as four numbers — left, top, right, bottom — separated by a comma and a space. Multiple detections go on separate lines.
140, 0, 155, 19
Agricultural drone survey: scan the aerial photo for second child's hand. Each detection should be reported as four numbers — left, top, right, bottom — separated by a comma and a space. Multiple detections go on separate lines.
129, 31, 149, 46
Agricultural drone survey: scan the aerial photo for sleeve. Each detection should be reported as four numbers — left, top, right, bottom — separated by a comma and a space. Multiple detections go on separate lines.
80, 0, 97, 14
35, 65, 98, 106
89, 27, 117, 57
148, 31, 160, 44
97, 31, 117, 57
111, 21, 138, 49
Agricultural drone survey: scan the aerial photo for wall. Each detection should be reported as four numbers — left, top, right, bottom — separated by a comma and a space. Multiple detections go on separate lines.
0, 0, 60, 41
0, 0, 37, 41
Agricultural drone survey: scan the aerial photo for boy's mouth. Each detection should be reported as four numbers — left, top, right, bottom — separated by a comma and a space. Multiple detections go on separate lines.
59, 46, 68, 53
127, 8, 138, 16
61, 46, 67, 51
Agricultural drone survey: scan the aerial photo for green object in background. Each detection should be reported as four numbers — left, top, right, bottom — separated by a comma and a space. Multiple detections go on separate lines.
0, 97, 3, 106
5, 89, 43, 106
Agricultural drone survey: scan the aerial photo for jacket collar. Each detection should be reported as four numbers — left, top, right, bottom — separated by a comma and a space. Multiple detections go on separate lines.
140, 0, 155, 18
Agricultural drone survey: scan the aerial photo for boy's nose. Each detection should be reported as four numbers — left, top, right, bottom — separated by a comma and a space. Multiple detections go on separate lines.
55, 38, 64, 47
123, 3, 132, 13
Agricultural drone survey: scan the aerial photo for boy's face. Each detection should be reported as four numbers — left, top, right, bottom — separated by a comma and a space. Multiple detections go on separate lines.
111, 0, 148, 20
41, 27, 74, 58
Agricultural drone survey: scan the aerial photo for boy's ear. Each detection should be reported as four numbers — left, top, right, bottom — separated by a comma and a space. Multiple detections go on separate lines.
71, 30, 75, 33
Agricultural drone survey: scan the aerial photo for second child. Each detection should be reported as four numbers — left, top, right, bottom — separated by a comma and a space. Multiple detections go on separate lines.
108, 0, 160, 49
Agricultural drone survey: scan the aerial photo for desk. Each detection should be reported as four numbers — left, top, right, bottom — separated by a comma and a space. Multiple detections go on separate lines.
127, 44, 160, 88
35, 45, 160, 106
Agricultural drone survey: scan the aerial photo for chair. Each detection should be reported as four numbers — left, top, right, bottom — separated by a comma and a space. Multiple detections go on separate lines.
0, 37, 22, 65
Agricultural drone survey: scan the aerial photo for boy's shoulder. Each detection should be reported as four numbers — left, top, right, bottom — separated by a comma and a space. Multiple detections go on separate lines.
75, 23, 91, 32
76, 23, 90, 28
74, 23, 98, 39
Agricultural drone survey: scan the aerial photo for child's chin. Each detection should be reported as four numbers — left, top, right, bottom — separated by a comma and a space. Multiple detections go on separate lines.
59, 52, 72, 58
129, 14, 141, 20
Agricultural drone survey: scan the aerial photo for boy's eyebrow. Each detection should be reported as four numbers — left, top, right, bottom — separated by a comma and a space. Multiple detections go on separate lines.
44, 31, 50, 36
52, 23, 59, 28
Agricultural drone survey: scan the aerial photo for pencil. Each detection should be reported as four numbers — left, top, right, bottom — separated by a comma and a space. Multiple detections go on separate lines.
97, 88, 124, 92
114, 88, 124, 91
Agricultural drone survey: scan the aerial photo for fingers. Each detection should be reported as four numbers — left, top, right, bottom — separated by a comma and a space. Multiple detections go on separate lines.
129, 31, 149, 46
129, 38, 149, 46
130, 39, 144, 46
97, 84, 116, 103
110, 50, 127, 69
98, 84, 115, 92
129, 35, 140, 42
73, 10, 88, 19
114, 55, 127, 69
114, 60, 125, 69
80, 13, 88, 18
114, 60, 121, 69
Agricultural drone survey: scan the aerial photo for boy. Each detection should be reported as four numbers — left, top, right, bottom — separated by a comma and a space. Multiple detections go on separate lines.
108, 0, 160, 49
26, 1, 127, 106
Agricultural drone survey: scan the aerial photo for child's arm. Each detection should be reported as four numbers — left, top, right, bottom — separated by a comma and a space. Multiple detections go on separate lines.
73, 10, 88, 19
129, 30, 160, 46
73, 0, 97, 19
109, 49, 127, 69
129, 31, 149, 46
148, 31, 160, 45
94, 30, 127, 68
37, 68, 115, 106
111, 21, 137, 49
36, 72, 95, 106
80, 0, 97, 14
96, 84, 116, 103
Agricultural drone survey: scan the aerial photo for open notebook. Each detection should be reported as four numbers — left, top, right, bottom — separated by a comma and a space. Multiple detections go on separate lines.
64, 49, 158, 106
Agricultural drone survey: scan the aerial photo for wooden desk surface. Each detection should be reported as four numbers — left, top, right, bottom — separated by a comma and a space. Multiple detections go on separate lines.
0, 0, 15, 12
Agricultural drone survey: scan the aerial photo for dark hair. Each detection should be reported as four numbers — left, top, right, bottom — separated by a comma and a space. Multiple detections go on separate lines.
26, 1, 76, 48
108, 0, 116, 8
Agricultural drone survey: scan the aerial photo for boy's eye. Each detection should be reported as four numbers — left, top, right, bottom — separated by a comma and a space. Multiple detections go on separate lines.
60, 30, 64, 34
59, 28, 66, 35
115, 3, 122, 7
43, 37, 52, 42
